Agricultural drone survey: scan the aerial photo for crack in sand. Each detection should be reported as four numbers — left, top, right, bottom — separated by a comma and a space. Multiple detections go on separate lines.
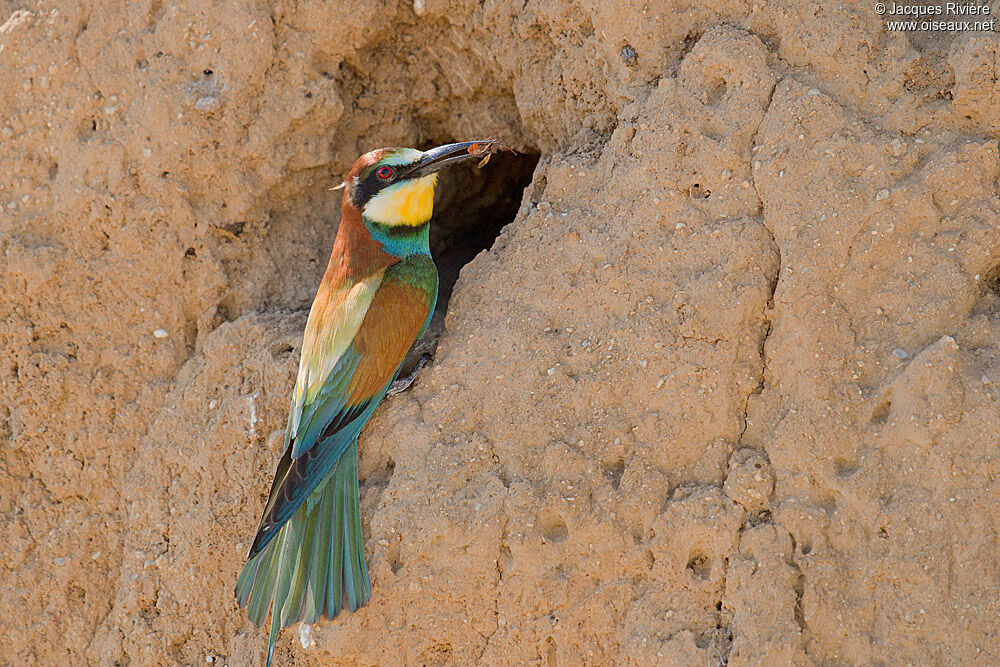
477, 492, 510, 662
741, 79, 812, 649
737, 77, 781, 450
725, 73, 811, 650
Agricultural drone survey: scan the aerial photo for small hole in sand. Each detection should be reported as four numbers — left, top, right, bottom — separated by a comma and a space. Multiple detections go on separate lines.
981, 264, 1000, 300
705, 77, 728, 106
833, 458, 857, 477
270, 342, 294, 359
387, 536, 402, 574
871, 397, 891, 424
687, 553, 711, 580
538, 509, 569, 543
603, 457, 625, 490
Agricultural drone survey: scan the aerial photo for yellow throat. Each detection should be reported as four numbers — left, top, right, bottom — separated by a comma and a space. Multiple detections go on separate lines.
362, 174, 438, 226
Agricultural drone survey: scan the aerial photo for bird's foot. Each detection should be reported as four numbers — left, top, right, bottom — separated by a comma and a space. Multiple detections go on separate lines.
387, 354, 433, 397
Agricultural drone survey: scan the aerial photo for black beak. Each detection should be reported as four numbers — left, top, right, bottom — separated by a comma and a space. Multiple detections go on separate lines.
406, 141, 491, 178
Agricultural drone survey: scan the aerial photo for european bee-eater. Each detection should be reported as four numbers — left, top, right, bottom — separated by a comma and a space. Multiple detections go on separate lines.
234, 140, 499, 666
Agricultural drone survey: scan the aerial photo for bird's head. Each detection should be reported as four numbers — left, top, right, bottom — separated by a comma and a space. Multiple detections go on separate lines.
339, 141, 494, 227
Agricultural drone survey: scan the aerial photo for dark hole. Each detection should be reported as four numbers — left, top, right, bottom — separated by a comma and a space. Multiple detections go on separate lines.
695, 627, 731, 655
203, 69, 213, 76
682, 31, 701, 57
982, 264, 1000, 299
871, 396, 891, 424
217, 221, 245, 238
833, 458, 857, 478
387, 537, 402, 574
269, 342, 294, 359
603, 457, 625, 490
393, 148, 539, 382
686, 553, 711, 580
705, 77, 727, 106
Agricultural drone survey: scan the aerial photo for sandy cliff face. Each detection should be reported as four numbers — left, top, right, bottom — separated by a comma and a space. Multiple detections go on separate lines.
2, 1, 1000, 664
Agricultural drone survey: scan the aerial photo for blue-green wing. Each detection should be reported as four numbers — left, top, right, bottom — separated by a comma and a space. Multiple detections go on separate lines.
247, 255, 438, 558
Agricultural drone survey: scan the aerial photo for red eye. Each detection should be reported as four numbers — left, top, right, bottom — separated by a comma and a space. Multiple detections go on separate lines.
376, 166, 393, 180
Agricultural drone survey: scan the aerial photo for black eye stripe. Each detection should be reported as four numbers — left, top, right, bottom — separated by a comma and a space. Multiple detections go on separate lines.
348, 157, 409, 208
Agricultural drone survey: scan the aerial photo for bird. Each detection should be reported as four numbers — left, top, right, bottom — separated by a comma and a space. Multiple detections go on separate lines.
234, 140, 499, 666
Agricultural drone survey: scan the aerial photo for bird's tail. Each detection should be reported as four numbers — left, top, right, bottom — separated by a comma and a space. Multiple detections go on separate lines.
235, 442, 371, 667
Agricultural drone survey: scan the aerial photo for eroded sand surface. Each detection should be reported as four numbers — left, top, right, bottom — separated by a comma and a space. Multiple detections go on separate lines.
2, 1, 1000, 664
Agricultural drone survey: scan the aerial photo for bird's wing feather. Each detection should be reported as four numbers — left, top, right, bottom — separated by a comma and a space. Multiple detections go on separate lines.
289, 272, 385, 451
251, 271, 382, 539
249, 255, 438, 557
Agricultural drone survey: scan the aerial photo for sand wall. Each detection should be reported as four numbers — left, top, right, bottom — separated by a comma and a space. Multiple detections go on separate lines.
3, 1, 1000, 664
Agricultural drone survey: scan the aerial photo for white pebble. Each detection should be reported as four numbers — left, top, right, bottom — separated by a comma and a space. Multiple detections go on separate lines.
153, 328, 168, 339
875, 189, 889, 201
892, 348, 907, 359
